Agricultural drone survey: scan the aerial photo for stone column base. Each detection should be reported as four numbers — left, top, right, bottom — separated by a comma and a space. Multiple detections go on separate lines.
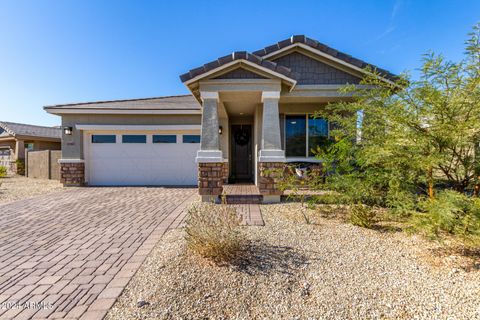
198, 163, 224, 198
60, 162, 85, 186
259, 162, 284, 198
222, 161, 229, 184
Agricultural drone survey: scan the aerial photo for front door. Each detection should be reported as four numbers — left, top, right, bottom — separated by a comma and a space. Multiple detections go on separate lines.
231, 125, 252, 182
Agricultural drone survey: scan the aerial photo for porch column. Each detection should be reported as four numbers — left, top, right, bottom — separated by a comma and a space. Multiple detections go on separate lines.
14, 139, 26, 175
258, 91, 285, 203
196, 91, 224, 202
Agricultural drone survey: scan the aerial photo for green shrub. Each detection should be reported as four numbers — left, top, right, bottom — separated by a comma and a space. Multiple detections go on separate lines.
15, 159, 25, 175
310, 192, 351, 205
185, 203, 244, 263
0, 166, 7, 178
349, 204, 377, 228
412, 190, 480, 243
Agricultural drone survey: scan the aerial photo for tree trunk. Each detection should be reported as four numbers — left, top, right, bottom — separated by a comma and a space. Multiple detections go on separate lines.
427, 166, 434, 199
474, 176, 480, 197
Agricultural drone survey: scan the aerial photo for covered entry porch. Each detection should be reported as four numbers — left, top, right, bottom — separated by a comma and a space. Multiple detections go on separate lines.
196, 81, 286, 203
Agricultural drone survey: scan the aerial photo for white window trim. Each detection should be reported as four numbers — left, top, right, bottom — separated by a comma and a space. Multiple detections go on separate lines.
284, 113, 329, 160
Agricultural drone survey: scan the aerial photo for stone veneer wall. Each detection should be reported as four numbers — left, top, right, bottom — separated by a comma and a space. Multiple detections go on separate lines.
222, 162, 229, 184
258, 162, 285, 195
60, 162, 85, 186
198, 163, 224, 195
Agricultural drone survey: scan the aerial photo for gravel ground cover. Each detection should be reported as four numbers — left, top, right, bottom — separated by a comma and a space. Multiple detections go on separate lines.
107, 203, 480, 320
0, 175, 66, 204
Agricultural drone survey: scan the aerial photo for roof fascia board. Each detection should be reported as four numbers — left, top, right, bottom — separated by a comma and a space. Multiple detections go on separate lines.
199, 79, 282, 93
14, 135, 61, 142
75, 124, 201, 131
44, 109, 202, 115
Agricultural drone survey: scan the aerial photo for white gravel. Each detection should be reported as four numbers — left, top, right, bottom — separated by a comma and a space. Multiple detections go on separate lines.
0, 176, 66, 205
107, 203, 480, 319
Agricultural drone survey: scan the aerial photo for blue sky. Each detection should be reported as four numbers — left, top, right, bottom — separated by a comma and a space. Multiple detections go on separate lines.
0, 0, 478, 126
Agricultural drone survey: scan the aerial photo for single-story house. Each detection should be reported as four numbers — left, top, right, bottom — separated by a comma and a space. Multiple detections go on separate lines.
44, 35, 397, 202
0, 121, 61, 174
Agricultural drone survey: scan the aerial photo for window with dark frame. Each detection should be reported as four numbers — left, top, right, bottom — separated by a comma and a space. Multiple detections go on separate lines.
25, 143, 34, 151
92, 135, 116, 143
183, 135, 200, 143
153, 135, 177, 143
308, 116, 329, 156
122, 135, 147, 143
285, 114, 328, 157
285, 115, 306, 157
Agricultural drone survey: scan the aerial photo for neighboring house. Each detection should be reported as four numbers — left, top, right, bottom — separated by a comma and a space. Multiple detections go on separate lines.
0, 121, 62, 174
44, 35, 397, 202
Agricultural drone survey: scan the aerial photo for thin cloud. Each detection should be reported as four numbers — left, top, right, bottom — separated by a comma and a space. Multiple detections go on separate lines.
366, 0, 402, 44
391, 0, 403, 19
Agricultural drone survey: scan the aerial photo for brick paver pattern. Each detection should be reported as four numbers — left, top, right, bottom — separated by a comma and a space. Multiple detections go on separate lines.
0, 187, 196, 320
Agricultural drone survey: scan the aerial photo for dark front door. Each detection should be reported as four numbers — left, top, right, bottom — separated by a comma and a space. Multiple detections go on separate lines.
231, 125, 252, 182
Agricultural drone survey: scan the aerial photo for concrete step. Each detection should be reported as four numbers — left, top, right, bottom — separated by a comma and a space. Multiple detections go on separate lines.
224, 195, 263, 204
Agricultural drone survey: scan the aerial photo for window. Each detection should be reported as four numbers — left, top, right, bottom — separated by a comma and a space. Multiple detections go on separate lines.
285, 115, 306, 157
25, 143, 34, 151
285, 114, 328, 157
92, 135, 116, 143
0, 149, 10, 156
122, 135, 146, 143
183, 135, 200, 143
308, 116, 329, 156
153, 135, 177, 143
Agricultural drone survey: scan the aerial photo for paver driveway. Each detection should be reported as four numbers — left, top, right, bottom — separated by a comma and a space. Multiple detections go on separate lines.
0, 187, 197, 320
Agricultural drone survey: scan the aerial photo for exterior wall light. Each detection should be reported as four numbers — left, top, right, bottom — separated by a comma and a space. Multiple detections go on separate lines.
218, 126, 223, 134
63, 126, 73, 135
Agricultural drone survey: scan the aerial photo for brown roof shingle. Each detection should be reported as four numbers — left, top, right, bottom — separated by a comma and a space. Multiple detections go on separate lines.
179, 51, 297, 83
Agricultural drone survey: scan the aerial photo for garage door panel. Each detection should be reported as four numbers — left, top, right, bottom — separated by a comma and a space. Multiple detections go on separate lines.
88, 133, 199, 186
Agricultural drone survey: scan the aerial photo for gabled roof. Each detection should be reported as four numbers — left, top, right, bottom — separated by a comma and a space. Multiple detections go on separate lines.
252, 35, 398, 82
179, 35, 398, 86
179, 51, 297, 84
44, 95, 201, 115
0, 121, 61, 140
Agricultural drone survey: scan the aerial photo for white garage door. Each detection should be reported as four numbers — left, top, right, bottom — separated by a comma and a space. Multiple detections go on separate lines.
86, 132, 200, 186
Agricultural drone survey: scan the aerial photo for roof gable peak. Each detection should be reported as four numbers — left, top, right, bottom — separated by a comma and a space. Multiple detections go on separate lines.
253, 35, 398, 82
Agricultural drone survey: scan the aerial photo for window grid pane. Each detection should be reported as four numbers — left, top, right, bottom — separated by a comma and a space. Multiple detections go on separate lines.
183, 135, 200, 143
153, 135, 177, 143
285, 115, 307, 157
92, 135, 116, 143
122, 135, 146, 143
308, 116, 329, 157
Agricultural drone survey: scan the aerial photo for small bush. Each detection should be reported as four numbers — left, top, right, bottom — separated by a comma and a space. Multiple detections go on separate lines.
185, 203, 244, 263
15, 159, 25, 175
349, 204, 377, 228
412, 190, 480, 243
0, 166, 7, 178
311, 193, 351, 205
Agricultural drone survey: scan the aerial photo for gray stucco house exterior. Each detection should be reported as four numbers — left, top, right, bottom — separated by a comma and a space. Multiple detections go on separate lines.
44, 35, 397, 203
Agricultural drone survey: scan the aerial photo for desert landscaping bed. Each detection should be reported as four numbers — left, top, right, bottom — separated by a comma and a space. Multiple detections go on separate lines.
107, 203, 480, 319
0, 175, 66, 204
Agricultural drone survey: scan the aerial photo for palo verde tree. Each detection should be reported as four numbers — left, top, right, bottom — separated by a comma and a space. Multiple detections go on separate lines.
314, 23, 480, 213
